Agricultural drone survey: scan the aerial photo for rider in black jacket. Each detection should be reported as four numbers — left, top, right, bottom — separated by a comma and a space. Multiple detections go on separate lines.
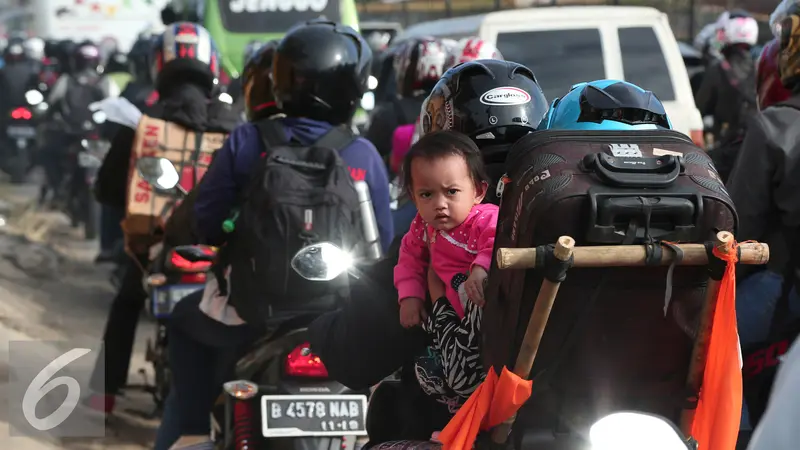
365, 37, 448, 164
96, 34, 159, 263
695, 12, 759, 146
84, 23, 241, 415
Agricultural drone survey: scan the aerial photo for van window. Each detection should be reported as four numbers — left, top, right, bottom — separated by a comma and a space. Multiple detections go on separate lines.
618, 27, 676, 101
495, 29, 605, 102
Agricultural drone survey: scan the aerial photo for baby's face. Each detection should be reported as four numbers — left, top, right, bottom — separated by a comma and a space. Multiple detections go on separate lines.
410, 154, 485, 231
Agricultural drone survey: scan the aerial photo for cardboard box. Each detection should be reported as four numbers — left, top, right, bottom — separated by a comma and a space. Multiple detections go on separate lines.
124, 114, 227, 245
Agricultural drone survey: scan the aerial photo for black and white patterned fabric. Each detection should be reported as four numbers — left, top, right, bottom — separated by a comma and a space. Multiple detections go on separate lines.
413, 273, 485, 414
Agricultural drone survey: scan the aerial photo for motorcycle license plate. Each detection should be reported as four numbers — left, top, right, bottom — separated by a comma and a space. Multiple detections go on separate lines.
261, 395, 368, 437
7, 126, 35, 138
150, 284, 204, 318
78, 152, 102, 168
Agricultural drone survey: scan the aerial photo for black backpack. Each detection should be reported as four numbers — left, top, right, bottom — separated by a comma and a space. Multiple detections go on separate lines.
60, 74, 105, 131
719, 56, 758, 141
223, 119, 364, 322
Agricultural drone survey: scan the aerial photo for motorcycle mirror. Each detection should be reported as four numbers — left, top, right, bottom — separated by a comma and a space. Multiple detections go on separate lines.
136, 157, 181, 193
25, 90, 44, 106
589, 412, 690, 450
173, 245, 217, 263
360, 91, 375, 112
92, 111, 107, 124
291, 242, 353, 281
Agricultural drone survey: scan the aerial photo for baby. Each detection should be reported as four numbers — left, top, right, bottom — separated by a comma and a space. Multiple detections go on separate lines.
394, 130, 499, 327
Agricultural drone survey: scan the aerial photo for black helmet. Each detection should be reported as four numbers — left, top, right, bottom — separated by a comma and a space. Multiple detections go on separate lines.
44, 39, 60, 59
105, 51, 128, 73
420, 59, 549, 148
243, 40, 264, 66
152, 22, 220, 95
272, 20, 372, 125
243, 40, 279, 120
128, 35, 155, 83
72, 42, 101, 72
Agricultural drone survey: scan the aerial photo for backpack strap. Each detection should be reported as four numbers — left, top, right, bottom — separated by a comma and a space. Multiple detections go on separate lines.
254, 118, 289, 155
313, 126, 356, 152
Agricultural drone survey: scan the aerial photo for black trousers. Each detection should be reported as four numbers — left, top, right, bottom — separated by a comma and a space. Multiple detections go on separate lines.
89, 254, 148, 394
168, 291, 262, 435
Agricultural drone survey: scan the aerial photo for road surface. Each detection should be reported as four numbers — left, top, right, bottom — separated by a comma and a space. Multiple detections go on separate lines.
0, 179, 158, 449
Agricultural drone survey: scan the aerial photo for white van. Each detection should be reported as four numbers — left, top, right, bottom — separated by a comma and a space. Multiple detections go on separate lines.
398, 6, 705, 145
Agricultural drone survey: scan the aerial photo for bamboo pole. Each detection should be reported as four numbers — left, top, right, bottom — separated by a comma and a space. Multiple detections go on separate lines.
679, 231, 732, 433
491, 236, 575, 444
496, 240, 768, 270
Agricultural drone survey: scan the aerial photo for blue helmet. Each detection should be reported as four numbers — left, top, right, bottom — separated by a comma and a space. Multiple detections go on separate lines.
543, 79, 672, 131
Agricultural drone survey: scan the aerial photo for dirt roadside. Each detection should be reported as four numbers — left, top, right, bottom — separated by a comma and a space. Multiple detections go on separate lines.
0, 181, 159, 449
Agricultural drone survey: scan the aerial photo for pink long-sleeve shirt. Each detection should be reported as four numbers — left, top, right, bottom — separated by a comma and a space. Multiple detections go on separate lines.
394, 204, 499, 318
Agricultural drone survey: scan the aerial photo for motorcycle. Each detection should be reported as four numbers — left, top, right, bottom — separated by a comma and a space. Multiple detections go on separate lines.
209, 242, 369, 450
142, 243, 214, 410
2, 89, 46, 183
135, 156, 213, 410
64, 108, 110, 239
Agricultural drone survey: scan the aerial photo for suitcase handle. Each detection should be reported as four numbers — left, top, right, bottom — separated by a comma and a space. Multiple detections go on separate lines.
599, 196, 695, 227
582, 153, 681, 188
587, 191, 704, 244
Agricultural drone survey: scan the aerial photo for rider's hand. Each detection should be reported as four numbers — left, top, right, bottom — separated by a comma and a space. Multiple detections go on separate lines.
465, 266, 488, 307
399, 297, 426, 328
427, 266, 446, 300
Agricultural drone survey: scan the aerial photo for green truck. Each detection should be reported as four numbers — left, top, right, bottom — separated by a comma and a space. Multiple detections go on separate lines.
164, 0, 360, 77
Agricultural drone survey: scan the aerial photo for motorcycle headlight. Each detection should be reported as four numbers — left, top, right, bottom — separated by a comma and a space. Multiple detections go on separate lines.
590, 412, 690, 450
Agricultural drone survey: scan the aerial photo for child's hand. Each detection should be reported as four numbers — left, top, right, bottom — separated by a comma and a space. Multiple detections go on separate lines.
427, 267, 446, 301
465, 266, 488, 307
399, 297, 426, 328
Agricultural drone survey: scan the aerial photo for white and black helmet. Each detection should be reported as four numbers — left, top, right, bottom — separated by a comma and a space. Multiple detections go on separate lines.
152, 22, 220, 94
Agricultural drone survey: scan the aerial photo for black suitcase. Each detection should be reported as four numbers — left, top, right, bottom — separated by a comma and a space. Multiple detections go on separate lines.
482, 129, 737, 439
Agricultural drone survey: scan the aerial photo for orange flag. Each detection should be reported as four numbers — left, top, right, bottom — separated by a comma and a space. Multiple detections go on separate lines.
691, 240, 743, 450
439, 367, 533, 450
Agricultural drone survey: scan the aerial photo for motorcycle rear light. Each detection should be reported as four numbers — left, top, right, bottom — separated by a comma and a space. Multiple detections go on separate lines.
11, 107, 31, 120
285, 343, 328, 378
169, 251, 213, 272
180, 273, 207, 284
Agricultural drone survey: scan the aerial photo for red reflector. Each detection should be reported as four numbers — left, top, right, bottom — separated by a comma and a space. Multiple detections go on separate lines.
232, 400, 254, 450
11, 107, 31, 120
285, 342, 328, 378
170, 251, 212, 271
180, 272, 207, 284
